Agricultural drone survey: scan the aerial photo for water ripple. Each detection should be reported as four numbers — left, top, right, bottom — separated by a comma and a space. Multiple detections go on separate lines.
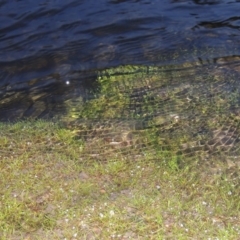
1, 0, 240, 120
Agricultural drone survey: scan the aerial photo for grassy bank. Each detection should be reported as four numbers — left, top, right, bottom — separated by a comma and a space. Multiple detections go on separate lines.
1, 64, 240, 239
0, 120, 240, 239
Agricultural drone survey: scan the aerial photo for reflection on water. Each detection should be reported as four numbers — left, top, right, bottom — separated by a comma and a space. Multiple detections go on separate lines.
0, 0, 240, 120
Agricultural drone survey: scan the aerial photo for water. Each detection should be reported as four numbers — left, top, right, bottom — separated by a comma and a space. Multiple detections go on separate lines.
1, 0, 240, 120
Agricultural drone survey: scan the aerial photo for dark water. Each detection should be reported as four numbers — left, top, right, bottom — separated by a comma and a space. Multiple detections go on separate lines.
1, 0, 240, 120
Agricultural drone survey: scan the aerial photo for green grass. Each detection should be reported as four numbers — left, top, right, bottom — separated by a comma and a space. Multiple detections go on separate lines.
1, 63, 240, 239
0, 120, 240, 239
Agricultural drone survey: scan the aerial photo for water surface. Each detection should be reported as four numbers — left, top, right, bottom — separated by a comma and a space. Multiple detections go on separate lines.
0, 0, 240, 120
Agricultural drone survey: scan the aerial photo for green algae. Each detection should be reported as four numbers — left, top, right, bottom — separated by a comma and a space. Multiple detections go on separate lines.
60, 63, 240, 168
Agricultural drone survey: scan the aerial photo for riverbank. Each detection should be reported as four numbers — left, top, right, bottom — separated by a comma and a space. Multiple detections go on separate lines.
0, 119, 240, 239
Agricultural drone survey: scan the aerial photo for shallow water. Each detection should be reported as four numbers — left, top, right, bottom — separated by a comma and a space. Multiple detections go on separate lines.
0, 0, 240, 120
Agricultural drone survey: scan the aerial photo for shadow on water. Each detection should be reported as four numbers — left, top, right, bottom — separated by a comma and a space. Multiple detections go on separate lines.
0, 0, 240, 120
0, 66, 98, 121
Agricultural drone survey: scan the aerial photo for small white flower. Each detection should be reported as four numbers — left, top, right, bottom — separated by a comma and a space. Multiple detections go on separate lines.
109, 210, 115, 216
73, 233, 77, 237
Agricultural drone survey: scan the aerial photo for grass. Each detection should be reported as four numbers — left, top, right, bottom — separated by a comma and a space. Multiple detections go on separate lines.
1, 63, 240, 239
0, 120, 240, 239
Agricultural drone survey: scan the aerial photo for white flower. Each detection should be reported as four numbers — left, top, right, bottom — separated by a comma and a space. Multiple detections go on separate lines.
109, 210, 115, 216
